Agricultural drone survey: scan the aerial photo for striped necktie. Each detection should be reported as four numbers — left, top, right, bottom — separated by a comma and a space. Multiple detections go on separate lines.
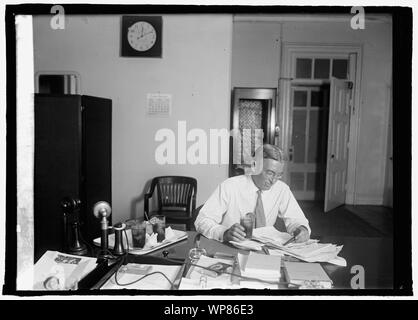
255, 190, 266, 228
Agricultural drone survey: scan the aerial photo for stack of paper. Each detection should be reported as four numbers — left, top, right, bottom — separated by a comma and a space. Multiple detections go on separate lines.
229, 239, 263, 251
229, 226, 346, 266
252, 226, 293, 245
240, 252, 281, 283
229, 227, 292, 251
244, 226, 345, 266
271, 241, 345, 266
283, 261, 333, 289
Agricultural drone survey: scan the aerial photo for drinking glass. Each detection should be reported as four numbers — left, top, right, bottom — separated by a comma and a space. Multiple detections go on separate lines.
240, 212, 255, 238
131, 221, 147, 249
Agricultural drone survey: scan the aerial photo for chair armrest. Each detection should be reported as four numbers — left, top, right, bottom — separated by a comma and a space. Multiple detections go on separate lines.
144, 192, 152, 219
191, 194, 196, 213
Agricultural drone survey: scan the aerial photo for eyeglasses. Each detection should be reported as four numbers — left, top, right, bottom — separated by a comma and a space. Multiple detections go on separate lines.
264, 171, 283, 180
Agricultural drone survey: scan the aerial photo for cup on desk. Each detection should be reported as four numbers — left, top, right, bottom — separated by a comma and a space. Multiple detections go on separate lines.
240, 212, 255, 238
131, 221, 147, 249
150, 215, 166, 242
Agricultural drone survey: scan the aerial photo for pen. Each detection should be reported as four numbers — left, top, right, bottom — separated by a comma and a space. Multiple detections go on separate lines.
283, 236, 296, 246
261, 245, 270, 255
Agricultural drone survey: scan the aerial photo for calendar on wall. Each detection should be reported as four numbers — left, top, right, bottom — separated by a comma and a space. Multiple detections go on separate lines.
146, 93, 172, 117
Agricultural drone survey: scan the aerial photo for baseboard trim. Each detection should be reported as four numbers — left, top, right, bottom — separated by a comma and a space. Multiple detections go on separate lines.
353, 195, 384, 206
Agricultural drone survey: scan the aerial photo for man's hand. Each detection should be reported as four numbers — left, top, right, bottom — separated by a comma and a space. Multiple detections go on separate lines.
223, 223, 246, 243
293, 225, 310, 243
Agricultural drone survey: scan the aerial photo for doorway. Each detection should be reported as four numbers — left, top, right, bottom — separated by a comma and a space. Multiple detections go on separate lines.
229, 88, 277, 177
279, 44, 362, 211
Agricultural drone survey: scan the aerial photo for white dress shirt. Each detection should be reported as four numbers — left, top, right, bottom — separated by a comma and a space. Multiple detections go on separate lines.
194, 175, 311, 241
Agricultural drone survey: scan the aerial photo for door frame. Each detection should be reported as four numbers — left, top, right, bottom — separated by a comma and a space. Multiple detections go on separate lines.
279, 43, 363, 204
229, 87, 277, 177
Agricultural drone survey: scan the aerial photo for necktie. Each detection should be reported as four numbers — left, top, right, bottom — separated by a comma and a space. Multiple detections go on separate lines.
255, 190, 266, 228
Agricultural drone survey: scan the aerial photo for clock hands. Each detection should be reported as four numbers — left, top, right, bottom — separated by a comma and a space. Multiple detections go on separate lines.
136, 31, 155, 41
142, 31, 155, 38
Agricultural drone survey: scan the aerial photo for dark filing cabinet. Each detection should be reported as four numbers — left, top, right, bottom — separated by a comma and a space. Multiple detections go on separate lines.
34, 94, 112, 261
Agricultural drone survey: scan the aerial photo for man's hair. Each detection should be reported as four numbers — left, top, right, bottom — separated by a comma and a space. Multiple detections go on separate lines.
262, 144, 284, 162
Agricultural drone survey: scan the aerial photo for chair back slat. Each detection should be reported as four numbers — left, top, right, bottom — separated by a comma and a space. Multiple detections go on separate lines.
153, 176, 197, 215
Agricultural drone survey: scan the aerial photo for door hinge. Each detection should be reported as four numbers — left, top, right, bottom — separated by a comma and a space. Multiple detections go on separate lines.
347, 81, 354, 90
81, 105, 85, 112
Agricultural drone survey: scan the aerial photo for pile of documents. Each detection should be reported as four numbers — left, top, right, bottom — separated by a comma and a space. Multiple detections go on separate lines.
271, 240, 345, 265
239, 252, 281, 283
283, 261, 333, 289
231, 226, 346, 266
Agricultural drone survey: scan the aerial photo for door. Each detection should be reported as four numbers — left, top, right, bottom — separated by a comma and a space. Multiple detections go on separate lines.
229, 88, 277, 177
324, 78, 352, 212
288, 84, 329, 200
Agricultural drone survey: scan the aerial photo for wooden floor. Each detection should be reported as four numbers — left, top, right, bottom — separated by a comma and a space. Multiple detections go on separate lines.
299, 201, 393, 238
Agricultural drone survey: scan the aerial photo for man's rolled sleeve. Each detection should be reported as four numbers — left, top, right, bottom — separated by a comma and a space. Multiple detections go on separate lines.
194, 183, 229, 241
279, 185, 311, 235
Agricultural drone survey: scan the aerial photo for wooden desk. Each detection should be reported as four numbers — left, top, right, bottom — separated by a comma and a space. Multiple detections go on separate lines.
146, 232, 394, 290
82, 232, 393, 290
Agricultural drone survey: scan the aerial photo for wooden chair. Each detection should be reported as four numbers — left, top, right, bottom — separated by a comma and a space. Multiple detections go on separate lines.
144, 176, 197, 231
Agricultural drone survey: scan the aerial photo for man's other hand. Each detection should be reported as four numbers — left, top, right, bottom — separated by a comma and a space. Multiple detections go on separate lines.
223, 223, 246, 243
293, 225, 310, 243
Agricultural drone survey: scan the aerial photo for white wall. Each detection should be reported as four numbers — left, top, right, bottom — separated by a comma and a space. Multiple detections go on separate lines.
232, 17, 392, 205
33, 14, 233, 223
232, 22, 281, 88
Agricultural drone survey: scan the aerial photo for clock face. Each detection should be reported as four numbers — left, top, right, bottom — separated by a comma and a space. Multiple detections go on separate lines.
127, 21, 157, 52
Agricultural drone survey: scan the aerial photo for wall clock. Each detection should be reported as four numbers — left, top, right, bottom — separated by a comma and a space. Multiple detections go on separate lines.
121, 16, 162, 57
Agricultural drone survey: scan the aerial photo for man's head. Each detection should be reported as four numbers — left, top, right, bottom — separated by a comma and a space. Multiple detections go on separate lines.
251, 144, 285, 191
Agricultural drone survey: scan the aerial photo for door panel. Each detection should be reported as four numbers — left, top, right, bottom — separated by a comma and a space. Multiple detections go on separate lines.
230, 88, 277, 177
288, 85, 329, 200
324, 78, 351, 212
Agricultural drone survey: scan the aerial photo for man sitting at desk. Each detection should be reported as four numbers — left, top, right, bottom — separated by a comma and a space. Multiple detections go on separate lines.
195, 144, 310, 243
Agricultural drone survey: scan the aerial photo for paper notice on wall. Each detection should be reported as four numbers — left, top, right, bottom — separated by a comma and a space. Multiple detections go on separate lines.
147, 93, 172, 117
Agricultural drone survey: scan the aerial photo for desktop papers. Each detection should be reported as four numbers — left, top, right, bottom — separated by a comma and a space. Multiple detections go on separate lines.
270, 241, 346, 266
180, 255, 235, 289
239, 252, 281, 283
229, 226, 292, 251
231, 226, 346, 266
283, 261, 333, 289
18, 251, 97, 290
101, 264, 182, 290
252, 226, 293, 245
179, 254, 279, 290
